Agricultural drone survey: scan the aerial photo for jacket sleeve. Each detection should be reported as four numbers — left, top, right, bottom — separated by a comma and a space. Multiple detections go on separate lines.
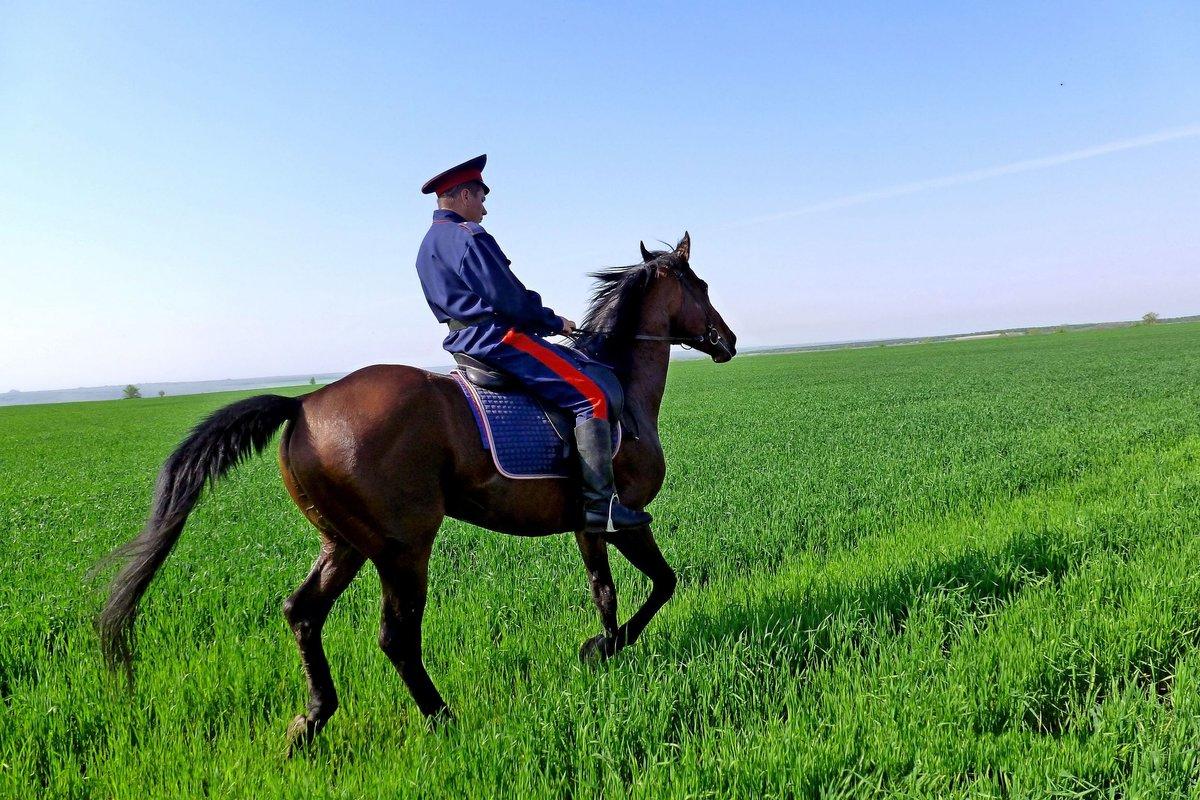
457, 239, 564, 335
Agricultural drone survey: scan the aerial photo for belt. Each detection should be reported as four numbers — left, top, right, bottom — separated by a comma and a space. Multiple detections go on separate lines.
446, 315, 499, 332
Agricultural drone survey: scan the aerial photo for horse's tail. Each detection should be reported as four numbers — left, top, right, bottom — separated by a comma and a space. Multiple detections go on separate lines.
95, 393, 302, 680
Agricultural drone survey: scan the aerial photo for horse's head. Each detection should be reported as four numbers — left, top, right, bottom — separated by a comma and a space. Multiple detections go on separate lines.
579, 234, 737, 377
637, 232, 737, 363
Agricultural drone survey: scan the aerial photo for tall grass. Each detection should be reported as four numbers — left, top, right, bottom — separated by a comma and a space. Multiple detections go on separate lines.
1, 322, 1198, 798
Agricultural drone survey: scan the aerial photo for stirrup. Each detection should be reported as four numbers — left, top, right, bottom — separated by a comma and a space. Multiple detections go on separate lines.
586, 495, 652, 534
604, 496, 618, 534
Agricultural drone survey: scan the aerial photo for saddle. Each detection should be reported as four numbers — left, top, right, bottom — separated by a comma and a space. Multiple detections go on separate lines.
450, 353, 624, 479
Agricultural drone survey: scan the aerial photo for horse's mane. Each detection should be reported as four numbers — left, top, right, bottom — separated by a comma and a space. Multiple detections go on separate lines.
573, 245, 690, 380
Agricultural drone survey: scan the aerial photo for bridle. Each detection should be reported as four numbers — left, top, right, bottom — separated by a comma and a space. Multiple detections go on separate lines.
571, 266, 732, 358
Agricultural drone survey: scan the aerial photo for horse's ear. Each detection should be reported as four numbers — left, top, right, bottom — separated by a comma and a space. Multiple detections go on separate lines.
640, 241, 653, 263
676, 231, 690, 261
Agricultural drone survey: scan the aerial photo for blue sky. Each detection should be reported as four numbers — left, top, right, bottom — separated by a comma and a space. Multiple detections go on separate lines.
3, 2, 1198, 391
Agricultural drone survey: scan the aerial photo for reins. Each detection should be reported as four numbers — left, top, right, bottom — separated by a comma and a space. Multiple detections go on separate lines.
569, 328, 712, 348
567, 268, 731, 355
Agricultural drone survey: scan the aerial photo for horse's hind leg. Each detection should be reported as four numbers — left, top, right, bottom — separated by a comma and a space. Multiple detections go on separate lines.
373, 535, 451, 721
283, 534, 365, 755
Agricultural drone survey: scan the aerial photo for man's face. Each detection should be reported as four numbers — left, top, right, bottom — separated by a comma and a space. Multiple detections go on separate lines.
460, 187, 487, 223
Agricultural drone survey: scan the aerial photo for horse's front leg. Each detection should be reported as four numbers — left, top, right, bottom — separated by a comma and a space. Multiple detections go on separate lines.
607, 526, 676, 652
575, 531, 620, 661
576, 526, 677, 661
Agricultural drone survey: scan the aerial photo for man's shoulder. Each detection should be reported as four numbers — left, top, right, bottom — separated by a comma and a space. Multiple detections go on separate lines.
423, 218, 483, 248
420, 218, 500, 264
426, 215, 484, 237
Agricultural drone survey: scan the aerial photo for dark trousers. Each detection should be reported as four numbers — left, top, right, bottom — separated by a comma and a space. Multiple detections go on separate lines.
469, 327, 609, 423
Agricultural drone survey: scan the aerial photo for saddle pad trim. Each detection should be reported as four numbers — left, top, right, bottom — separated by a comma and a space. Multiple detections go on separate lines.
454, 372, 491, 450
452, 371, 567, 480
450, 370, 622, 481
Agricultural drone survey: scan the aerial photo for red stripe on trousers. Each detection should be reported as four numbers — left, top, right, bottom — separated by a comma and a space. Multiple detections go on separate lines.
500, 329, 608, 421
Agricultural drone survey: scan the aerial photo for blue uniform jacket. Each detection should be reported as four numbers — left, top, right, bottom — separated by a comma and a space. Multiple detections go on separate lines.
415, 209, 563, 354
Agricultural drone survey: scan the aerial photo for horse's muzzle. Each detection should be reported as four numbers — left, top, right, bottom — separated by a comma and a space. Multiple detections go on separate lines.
711, 333, 736, 363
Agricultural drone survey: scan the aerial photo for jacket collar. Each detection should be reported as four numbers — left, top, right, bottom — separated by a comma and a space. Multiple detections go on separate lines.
433, 209, 466, 223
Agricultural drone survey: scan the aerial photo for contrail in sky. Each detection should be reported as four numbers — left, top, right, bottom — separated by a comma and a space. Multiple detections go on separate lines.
730, 123, 1200, 227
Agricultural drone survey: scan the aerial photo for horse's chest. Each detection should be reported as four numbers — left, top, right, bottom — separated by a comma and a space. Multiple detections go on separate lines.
614, 435, 665, 507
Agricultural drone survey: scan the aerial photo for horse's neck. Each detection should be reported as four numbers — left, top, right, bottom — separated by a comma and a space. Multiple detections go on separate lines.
624, 340, 671, 434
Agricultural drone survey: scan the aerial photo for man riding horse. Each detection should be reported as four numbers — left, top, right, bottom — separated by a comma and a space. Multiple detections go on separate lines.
97, 157, 737, 752
415, 154, 651, 534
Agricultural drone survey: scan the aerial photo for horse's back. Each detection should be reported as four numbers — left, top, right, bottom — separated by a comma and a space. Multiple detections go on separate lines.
284, 362, 581, 539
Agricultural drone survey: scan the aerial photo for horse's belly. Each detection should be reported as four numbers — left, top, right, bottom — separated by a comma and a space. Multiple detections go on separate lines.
445, 475, 579, 537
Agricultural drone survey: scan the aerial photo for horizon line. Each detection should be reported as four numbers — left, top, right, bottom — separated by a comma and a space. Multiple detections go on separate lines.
6, 312, 1197, 404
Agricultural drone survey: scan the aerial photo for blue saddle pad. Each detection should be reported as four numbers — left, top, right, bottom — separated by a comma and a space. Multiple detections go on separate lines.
451, 371, 621, 479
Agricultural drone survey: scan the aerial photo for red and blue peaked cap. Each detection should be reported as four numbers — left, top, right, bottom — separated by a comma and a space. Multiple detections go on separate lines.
421, 154, 489, 196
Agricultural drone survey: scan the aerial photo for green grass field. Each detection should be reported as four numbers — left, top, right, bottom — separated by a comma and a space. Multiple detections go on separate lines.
3, 322, 1200, 798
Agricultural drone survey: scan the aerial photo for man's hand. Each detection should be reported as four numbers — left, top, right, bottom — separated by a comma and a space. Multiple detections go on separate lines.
559, 317, 577, 335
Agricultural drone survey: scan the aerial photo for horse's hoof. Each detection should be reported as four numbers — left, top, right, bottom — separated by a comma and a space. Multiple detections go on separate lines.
579, 633, 615, 662
284, 714, 320, 757
426, 706, 456, 731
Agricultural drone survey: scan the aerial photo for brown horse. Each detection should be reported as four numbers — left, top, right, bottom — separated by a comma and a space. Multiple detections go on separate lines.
97, 233, 736, 752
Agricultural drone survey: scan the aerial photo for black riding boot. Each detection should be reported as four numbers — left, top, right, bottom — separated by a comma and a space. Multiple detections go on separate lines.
575, 418, 653, 534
